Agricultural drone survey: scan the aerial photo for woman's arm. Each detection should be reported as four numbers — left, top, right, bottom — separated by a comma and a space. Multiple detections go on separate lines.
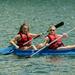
30, 33, 42, 38
9, 35, 20, 48
44, 36, 50, 45
58, 33, 68, 38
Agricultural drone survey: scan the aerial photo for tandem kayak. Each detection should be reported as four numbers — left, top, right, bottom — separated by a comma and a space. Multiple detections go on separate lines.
13, 47, 75, 56
0, 46, 75, 56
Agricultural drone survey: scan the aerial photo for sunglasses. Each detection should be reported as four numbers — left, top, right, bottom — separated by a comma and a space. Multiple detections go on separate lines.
50, 29, 55, 31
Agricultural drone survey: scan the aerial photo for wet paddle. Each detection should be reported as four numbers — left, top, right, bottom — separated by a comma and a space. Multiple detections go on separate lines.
31, 27, 75, 57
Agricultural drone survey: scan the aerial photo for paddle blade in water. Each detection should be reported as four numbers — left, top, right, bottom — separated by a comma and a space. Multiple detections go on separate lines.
0, 45, 15, 54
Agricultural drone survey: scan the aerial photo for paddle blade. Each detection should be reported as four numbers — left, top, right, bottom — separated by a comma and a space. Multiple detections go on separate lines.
55, 22, 64, 28
0, 45, 15, 55
47, 22, 64, 32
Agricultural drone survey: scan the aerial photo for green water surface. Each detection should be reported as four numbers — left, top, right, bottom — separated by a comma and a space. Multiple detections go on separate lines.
0, 0, 75, 75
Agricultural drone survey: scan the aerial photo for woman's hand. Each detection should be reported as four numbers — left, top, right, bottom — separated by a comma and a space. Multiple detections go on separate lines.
15, 45, 19, 49
62, 33, 68, 38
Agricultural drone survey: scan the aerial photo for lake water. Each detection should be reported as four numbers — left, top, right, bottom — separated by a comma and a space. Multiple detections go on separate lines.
0, 0, 75, 75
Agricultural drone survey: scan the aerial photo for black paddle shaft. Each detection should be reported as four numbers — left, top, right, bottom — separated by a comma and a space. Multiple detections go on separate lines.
54, 22, 64, 28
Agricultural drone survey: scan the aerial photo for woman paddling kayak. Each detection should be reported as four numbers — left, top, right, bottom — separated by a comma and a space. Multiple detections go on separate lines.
10, 23, 41, 50
36, 25, 68, 49
46, 26, 75, 50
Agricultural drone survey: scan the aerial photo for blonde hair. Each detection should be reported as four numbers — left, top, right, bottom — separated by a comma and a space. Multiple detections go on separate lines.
47, 25, 56, 32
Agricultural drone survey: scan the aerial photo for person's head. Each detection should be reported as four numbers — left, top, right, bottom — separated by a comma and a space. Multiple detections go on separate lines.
48, 25, 56, 35
19, 23, 29, 34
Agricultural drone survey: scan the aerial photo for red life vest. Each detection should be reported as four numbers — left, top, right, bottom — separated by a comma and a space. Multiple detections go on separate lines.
17, 32, 32, 48
47, 34, 64, 49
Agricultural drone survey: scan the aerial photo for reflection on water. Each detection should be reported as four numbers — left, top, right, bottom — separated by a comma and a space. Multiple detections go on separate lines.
0, 55, 75, 75
46, 55, 64, 63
